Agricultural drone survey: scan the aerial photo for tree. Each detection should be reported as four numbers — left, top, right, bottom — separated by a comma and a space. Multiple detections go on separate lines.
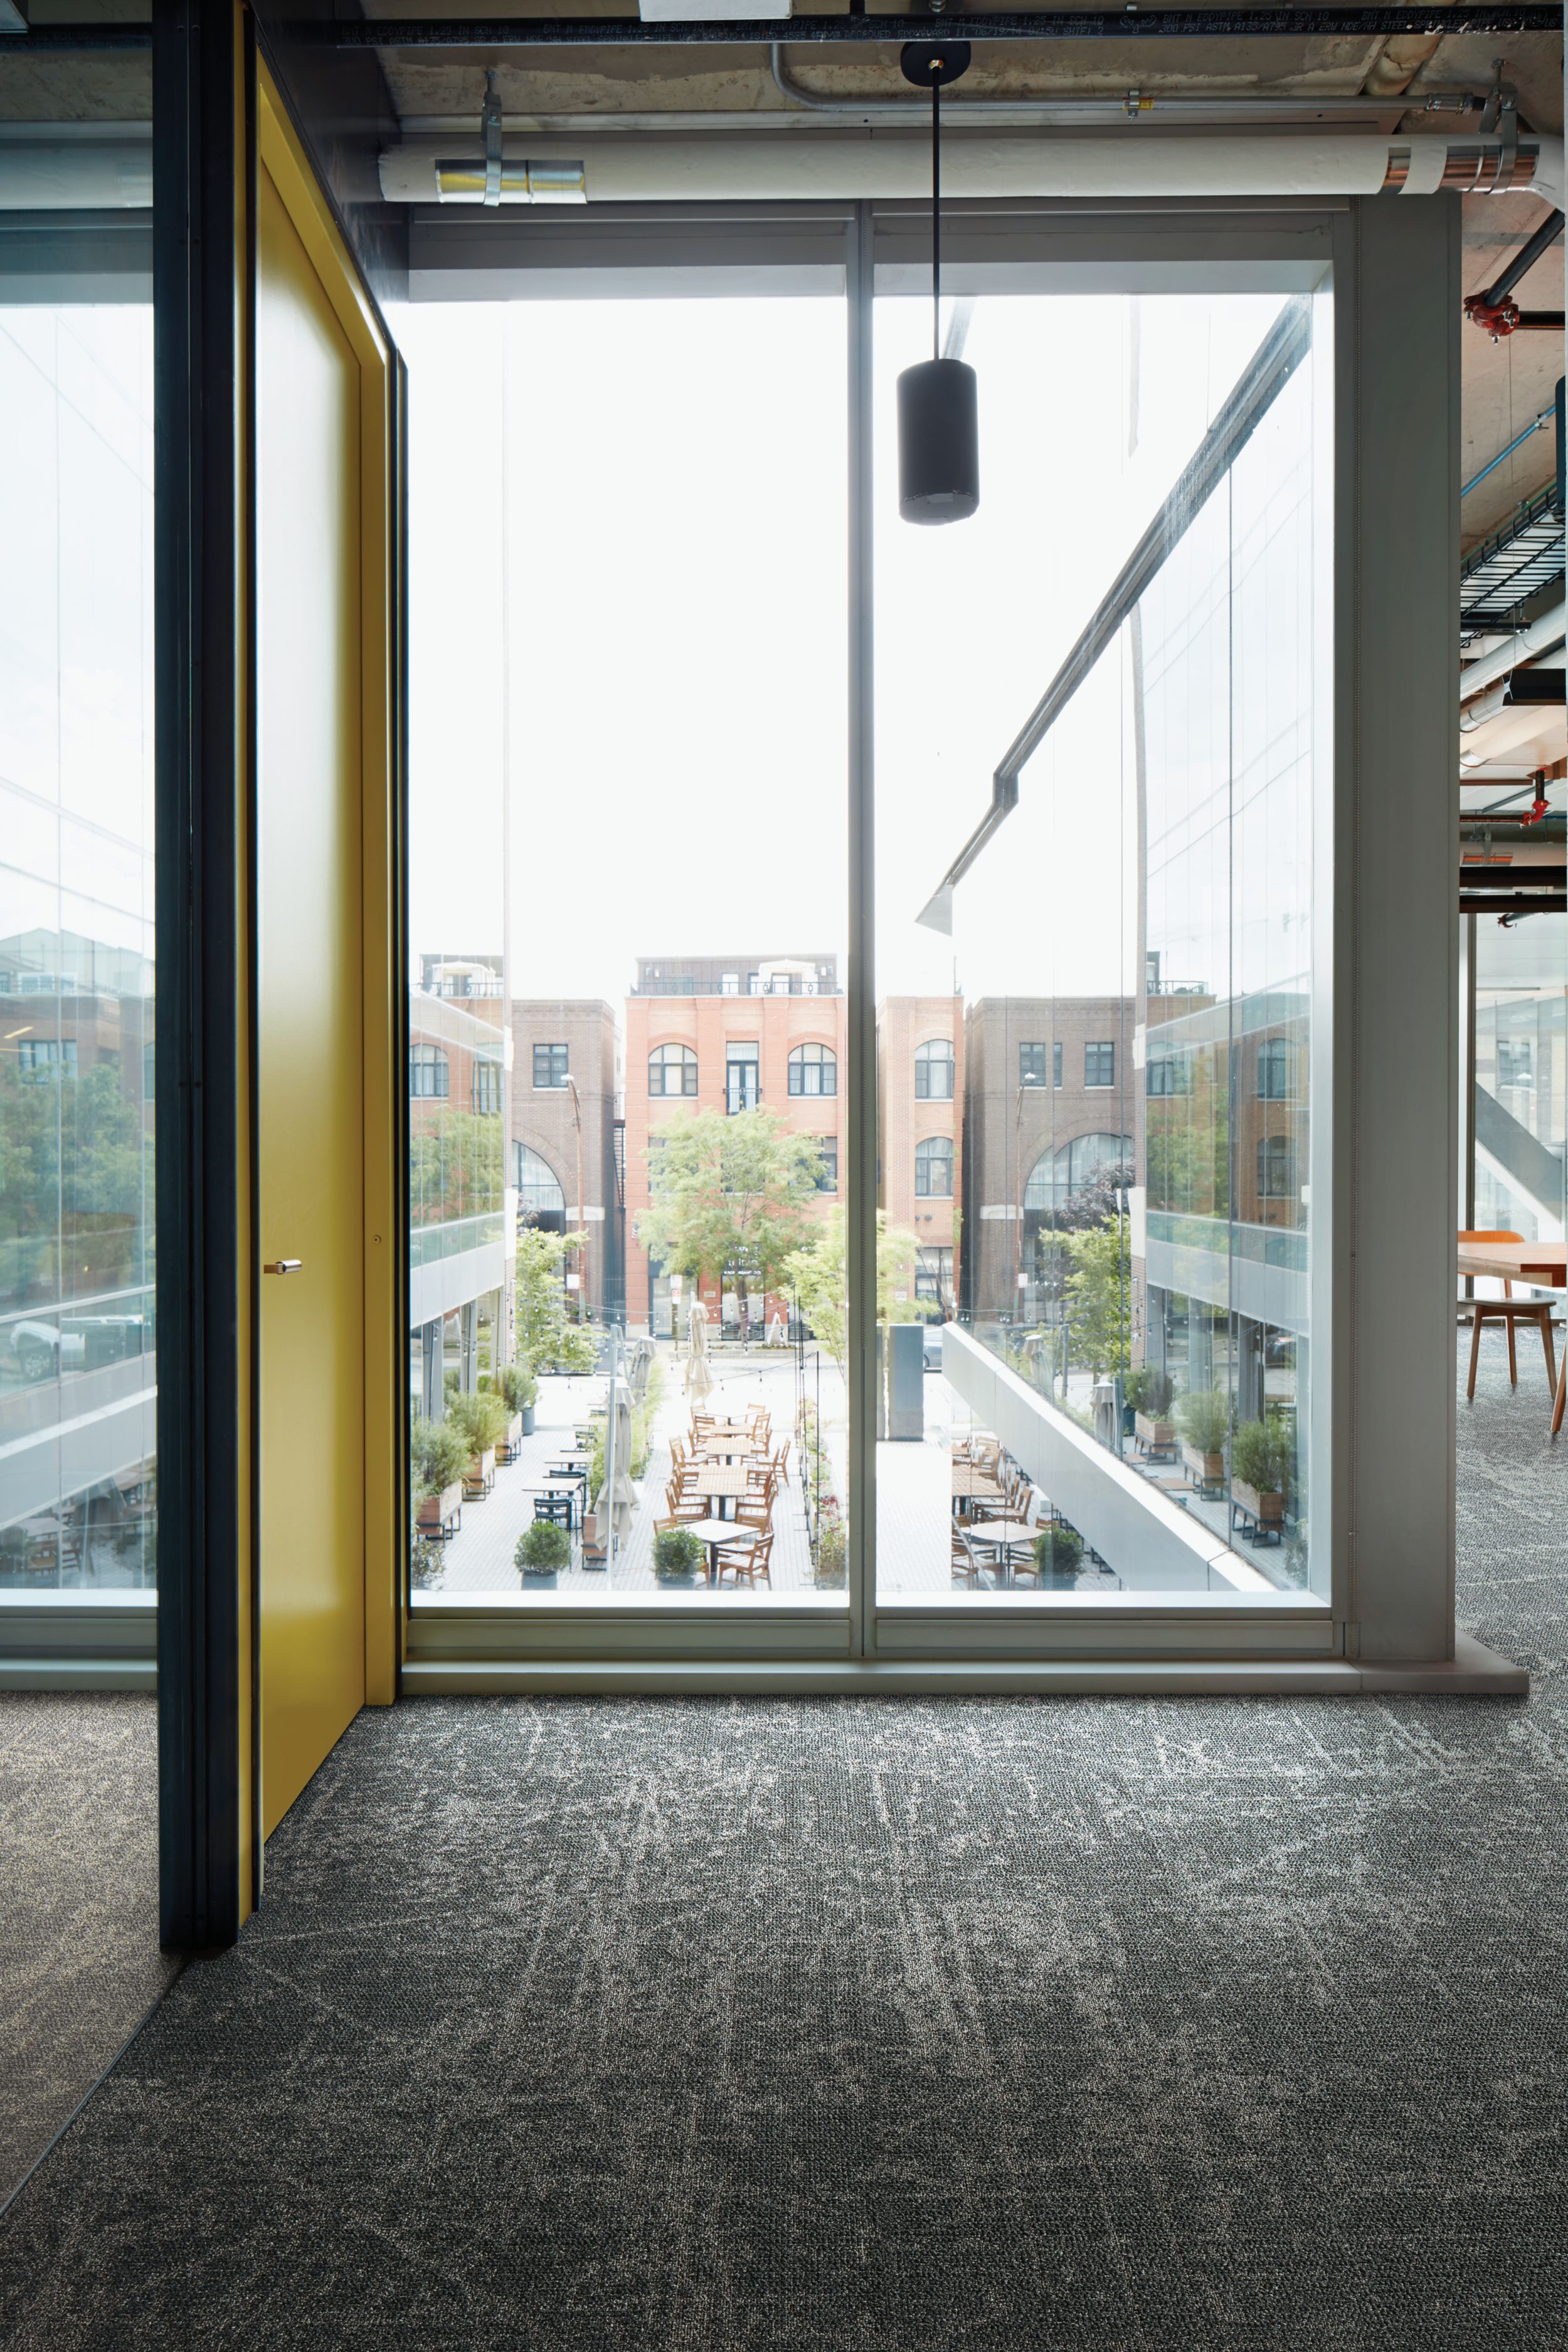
515, 1226, 595, 1374
1062, 1214, 1132, 1380
782, 1206, 924, 1376
637, 1106, 824, 1338
408, 1108, 504, 1226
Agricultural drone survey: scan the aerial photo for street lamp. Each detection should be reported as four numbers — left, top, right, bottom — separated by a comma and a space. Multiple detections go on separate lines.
563, 1071, 586, 1323
1014, 1072, 1042, 1301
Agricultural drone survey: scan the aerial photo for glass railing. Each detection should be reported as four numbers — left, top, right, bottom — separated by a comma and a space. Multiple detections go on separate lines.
409, 1211, 506, 1270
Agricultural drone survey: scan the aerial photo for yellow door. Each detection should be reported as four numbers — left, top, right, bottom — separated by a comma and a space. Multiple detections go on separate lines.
255, 156, 366, 1838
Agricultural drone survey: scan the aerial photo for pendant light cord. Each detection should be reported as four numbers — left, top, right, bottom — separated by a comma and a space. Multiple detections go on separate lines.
932, 76, 941, 361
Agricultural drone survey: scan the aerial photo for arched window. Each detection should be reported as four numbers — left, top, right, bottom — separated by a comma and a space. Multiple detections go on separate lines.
1024, 1131, 1132, 1210
914, 1039, 955, 1101
649, 1043, 698, 1098
409, 1044, 448, 1099
914, 1136, 954, 1198
787, 1042, 837, 1098
1257, 1038, 1290, 1100
514, 1143, 566, 1219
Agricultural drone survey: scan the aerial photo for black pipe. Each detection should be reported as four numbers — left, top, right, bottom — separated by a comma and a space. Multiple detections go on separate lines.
8, 5, 1561, 48
1480, 208, 1565, 309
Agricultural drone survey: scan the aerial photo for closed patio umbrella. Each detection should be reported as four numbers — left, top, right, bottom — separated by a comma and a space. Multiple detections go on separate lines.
684, 1300, 713, 1402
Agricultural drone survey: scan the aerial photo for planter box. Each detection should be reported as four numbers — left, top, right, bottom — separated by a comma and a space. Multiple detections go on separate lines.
497, 1414, 524, 1465
654, 1571, 699, 1587
1232, 1480, 1283, 1525
519, 1568, 559, 1589
1135, 1412, 1176, 1458
462, 1446, 496, 1500
1182, 1442, 1226, 1490
416, 1481, 463, 1541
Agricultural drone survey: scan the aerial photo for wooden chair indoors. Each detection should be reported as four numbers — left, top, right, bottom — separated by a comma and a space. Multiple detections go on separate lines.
1459, 1228, 1559, 1399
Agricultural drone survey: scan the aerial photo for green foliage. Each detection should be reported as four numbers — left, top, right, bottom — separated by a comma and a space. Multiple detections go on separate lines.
516, 1518, 571, 1574
497, 1361, 537, 1414
783, 1206, 923, 1377
638, 1106, 824, 1327
1034, 1521, 1084, 1576
652, 1525, 704, 1578
1175, 1388, 1231, 1456
1231, 1414, 1293, 1496
1124, 1364, 1173, 1417
1062, 1216, 1131, 1381
587, 1357, 665, 1504
1145, 1104, 1229, 1219
411, 1416, 469, 1495
514, 1227, 596, 1372
409, 1106, 503, 1225
447, 1388, 509, 1456
0, 1058, 153, 1300
815, 1497, 847, 1581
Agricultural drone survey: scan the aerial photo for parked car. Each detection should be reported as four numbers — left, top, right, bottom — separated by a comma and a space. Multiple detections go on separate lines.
4, 1321, 84, 1382
4, 1313, 151, 1382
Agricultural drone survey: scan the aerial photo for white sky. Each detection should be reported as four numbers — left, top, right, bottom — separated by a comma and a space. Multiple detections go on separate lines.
393, 286, 1287, 1005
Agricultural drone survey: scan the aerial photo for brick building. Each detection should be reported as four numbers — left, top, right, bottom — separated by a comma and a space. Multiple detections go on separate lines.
623, 953, 844, 1333
509, 998, 624, 1318
875, 993, 964, 1318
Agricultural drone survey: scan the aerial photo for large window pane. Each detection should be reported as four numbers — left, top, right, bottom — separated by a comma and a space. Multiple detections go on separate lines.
399, 294, 848, 1611
0, 305, 156, 1592
875, 283, 1328, 1607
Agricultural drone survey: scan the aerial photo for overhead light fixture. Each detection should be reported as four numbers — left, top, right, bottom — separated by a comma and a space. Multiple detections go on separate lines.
435, 69, 586, 205
896, 40, 979, 527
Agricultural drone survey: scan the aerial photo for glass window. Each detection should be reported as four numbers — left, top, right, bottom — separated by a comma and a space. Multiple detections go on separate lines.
1054, 1040, 1062, 1089
726, 1041, 760, 1115
1257, 1037, 1290, 1099
533, 1042, 569, 1090
1019, 1042, 1047, 1089
1258, 1135, 1296, 1199
914, 1136, 954, 1199
915, 1039, 955, 1100
1024, 1131, 1134, 1211
915, 1244, 953, 1308
473, 1059, 502, 1115
817, 1135, 839, 1191
788, 1042, 837, 1098
410, 1044, 449, 1099
0, 300, 157, 1596
1085, 1041, 1116, 1089
1147, 1047, 1189, 1098
515, 1142, 566, 1221
649, 1043, 698, 1098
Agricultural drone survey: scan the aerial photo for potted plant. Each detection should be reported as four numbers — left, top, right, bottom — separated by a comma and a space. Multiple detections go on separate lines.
411, 1417, 467, 1541
1175, 1389, 1230, 1492
500, 1360, 538, 1438
450, 1390, 508, 1500
1230, 1414, 1291, 1537
652, 1525, 704, 1585
1125, 1365, 1175, 1458
516, 1517, 571, 1587
1033, 1521, 1084, 1582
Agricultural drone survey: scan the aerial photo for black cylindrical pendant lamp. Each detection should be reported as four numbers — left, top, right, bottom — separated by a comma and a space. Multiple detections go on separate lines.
898, 357, 980, 523
896, 40, 978, 526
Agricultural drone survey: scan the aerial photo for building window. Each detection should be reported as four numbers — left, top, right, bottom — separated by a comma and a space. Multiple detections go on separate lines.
515, 1143, 566, 1220
788, 1042, 837, 1098
1054, 1041, 1062, 1088
816, 1136, 839, 1191
916, 1039, 955, 1101
721, 973, 740, 996
1147, 1048, 1189, 1098
1497, 1037, 1534, 1090
473, 1060, 502, 1115
1025, 1131, 1133, 1210
1019, 1042, 1047, 1090
915, 1244, 953, 1307
1258, 1135, 1296, 1199
1084, 1041, 1115, 1089
1257, 1038, 1290, 1099
533, 1042, 569, 1090
649, 1043, 698, 1097
17, 1038, 77, 1083
726, 1042, 760, 1114
915, 1136, 953, 1198
409, 1044, 448, 1099
142, 1041, 156, 1101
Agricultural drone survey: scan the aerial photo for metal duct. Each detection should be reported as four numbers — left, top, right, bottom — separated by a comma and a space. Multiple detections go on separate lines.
0, 138, 152, 211
1459, 601, 1568, 703
379, 132, 1545, 206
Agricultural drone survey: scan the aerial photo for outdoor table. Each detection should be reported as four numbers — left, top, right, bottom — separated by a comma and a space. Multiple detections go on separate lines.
951, 1464, 1006, 1517
530, 1478, 582, 1530
961, 1517, 1037, 1587
683, 1515, 743, 1586
1458, 1239, 1568, 1431
687, 1464, 755, 1520
695, 1439, 765, 1465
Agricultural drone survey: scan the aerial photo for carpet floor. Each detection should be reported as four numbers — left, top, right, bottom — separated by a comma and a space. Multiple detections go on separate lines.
0, 1694, 176, 2206
0, 1335, 1564, 2349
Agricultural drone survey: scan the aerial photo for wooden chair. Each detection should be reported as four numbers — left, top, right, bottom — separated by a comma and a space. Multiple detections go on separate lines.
951, 1528, 980, 1586
665, 1482, 706, 1525
1460, 1227, 1558, 1399
716, 1528, 773, 1587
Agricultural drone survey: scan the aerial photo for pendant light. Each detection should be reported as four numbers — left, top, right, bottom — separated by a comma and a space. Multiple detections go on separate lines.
896, 40, 979, 526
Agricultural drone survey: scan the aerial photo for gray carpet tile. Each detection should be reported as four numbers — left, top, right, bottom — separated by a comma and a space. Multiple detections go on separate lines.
0, 1693, 177, 2205
0, 1332, 1564, 2349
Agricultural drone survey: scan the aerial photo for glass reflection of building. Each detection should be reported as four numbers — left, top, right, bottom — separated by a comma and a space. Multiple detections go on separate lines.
408, 954, 510, 1418
0, 305, 157, 1589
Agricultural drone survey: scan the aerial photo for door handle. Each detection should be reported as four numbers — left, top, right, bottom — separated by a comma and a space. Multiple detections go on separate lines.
264, 1259, 302, 1275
